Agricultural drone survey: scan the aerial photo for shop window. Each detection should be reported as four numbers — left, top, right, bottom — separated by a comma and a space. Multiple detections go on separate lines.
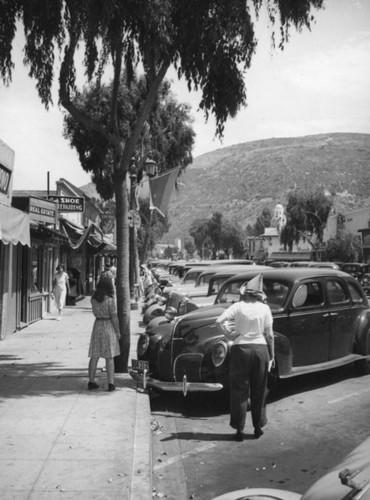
31, 244, 43, 293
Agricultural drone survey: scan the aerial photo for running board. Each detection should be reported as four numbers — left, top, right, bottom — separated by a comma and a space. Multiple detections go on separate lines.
280, 353, 369, 378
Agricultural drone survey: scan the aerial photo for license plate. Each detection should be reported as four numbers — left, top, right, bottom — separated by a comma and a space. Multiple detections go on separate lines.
131, 359, 149, 372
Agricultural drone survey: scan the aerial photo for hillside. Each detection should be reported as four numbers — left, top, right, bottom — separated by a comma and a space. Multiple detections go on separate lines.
162, 133, 370, 242
79, 133, 370, 243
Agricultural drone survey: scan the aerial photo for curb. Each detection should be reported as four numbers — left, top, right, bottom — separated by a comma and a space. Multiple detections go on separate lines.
130, 389, 152, 499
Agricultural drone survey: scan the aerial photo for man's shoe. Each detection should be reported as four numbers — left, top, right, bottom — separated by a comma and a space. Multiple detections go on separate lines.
254, 427, 264, 439
260, 416, 268, 428
88, 381, 99, 390
108, 384, 116, 392
235, 430, 244, 442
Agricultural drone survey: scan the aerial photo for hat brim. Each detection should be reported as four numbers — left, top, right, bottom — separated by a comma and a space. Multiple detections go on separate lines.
240, 287, 266, 301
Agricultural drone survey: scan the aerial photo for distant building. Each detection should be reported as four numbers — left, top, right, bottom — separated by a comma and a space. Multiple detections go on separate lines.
325, 206, 370, 262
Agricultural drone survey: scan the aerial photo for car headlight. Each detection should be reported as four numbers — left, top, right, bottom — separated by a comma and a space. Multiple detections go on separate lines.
137, 334, 149, 357
211, 340, 228, 367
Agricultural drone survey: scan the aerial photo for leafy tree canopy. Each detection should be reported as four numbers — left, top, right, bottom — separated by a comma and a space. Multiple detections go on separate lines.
1, 0, 324, 140
63, 74, 195, 199
280, 189, 333, 251
326, 231, 362, 263
189, 212, 245, 259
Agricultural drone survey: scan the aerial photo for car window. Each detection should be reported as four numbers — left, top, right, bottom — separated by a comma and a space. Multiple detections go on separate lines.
347, 282, 366, 304
264, 279, 290, 311
326, 279, 350, 305
292, 281, 323, 308
217, 281, 242, 304
209, 276, 231, 296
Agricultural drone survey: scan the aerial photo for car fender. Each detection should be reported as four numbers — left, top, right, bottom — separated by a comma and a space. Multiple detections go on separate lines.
143, 303, 165, 324
353, 309, 370, 355
273, 330, 293, 377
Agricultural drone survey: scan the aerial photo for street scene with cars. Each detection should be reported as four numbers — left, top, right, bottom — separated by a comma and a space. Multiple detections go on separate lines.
1, 1, 370, 500
133, 260, 370, 499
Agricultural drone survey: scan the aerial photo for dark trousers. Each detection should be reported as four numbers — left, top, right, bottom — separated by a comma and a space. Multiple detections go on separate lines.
229, 343, 269, 432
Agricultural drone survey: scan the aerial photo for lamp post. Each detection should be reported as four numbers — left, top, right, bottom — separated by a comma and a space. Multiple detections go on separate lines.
129, 157, 157, 304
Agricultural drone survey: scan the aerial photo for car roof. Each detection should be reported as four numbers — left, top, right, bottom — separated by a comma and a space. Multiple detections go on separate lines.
211, 265, 272, 279
199, 264, 258, 276
222, 267, 354, 284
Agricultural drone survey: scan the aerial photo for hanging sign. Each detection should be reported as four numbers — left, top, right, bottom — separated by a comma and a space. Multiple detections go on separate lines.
48, 196, 85, 212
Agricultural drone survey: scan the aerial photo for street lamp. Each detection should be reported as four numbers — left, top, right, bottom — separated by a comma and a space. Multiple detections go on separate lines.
129, 156, 157, 305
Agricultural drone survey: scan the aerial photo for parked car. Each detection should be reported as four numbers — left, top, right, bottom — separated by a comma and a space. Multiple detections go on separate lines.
308, 261, 340, 270
360, 273, 370, 295
210, 436, 370, 500
268, 261, 290, 267
143, 266, 271, 324
341, 262, 370, 280
130, 268, 370, 394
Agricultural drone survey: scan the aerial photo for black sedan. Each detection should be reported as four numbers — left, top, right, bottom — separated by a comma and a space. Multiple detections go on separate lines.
130, 268, 370, 394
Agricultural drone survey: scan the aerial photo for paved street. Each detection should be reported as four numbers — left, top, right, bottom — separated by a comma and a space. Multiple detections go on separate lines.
151, 364, 370, 500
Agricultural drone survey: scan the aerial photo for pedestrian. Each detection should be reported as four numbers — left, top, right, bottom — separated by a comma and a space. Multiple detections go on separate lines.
215, 273, 275, 442
52, 264, 70, 320
100, 262, 115, 288
88, 276, 121, 392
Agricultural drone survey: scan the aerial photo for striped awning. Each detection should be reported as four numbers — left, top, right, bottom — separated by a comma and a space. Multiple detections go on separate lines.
0, 204, 30, 246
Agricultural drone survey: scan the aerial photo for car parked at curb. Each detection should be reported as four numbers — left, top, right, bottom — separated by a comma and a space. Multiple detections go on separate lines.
210, 436, 370, 500
360, 273, 370, 295
341, 262, 370, 281
130, 268, 370, 394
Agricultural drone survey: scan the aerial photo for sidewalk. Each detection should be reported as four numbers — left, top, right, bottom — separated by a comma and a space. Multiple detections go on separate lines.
0, 297, 151, 500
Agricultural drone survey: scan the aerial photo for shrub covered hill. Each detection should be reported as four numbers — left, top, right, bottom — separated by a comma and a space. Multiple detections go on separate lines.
162, 132, 370, 243
79, 133, 370, 243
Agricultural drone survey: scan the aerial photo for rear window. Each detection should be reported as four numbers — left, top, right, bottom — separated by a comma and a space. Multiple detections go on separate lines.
326, 279, 350, 305
347, 282, 366, 304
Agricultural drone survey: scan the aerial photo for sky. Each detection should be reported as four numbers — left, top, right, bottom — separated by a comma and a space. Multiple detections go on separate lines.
0, 0, 369, 191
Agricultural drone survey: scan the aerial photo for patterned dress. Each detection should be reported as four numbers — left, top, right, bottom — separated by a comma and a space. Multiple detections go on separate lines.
88, 296, 120, 358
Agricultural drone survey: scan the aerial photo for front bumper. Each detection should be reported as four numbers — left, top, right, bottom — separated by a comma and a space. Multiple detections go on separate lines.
129, 369, 223, 396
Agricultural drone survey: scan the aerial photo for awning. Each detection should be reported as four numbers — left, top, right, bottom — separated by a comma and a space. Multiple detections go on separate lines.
0, 204, 30, 246
59, 217, 116, 254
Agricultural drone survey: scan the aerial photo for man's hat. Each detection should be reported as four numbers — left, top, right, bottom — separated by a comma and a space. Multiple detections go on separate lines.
239, 273, 266, 301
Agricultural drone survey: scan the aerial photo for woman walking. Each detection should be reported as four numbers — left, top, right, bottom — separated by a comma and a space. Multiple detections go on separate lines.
88, 276, 121, 392
216, 274, 274, 441
52, 264, 70, 320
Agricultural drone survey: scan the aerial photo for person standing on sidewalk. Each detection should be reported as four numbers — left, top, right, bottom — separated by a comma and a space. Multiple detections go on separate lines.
88, 276, 121, 392
215, 274, 275, 442
52, 264, 70, 321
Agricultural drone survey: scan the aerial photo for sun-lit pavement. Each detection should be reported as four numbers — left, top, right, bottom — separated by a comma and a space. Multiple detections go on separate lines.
0, 297, 150, 500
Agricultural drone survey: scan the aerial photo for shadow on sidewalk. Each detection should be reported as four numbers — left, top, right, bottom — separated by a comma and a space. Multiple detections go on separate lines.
0, 356, 137, 400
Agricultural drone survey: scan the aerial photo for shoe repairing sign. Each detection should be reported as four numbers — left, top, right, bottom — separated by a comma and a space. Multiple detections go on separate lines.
48, 195, 85, 213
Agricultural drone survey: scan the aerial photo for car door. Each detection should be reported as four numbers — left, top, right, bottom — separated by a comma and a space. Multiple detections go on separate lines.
288, 279, 330, 366
324, 277, 354, 360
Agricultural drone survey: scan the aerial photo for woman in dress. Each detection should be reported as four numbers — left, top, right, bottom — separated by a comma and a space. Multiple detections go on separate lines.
52, 264, 70, 320
88, 276, 121, 392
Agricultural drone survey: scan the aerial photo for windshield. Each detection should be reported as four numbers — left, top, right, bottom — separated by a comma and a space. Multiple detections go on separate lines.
215, 277, 291, 311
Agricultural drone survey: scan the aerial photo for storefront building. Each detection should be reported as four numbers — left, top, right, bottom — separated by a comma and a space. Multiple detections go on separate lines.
0, 139, 30, 340
11, 195, 67, 324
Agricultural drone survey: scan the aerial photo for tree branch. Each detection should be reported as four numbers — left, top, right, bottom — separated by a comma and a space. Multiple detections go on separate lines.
59, 10, 122, 150
118, 57, 171, 177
